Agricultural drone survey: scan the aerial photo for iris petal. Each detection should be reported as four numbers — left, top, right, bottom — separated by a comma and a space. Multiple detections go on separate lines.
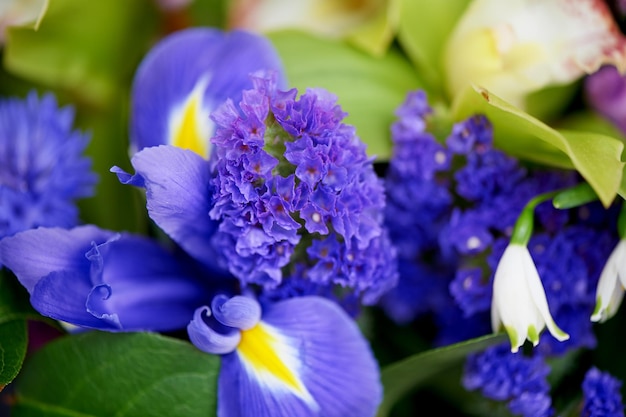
113, 145, 221, 269
188, 306, 242, 355
0, 225, 115, 293
218, 296, 382, 417
130, 27, 285, 156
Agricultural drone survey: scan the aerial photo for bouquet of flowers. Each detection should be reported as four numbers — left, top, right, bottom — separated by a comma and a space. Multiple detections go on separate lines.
1, 0, 626, 416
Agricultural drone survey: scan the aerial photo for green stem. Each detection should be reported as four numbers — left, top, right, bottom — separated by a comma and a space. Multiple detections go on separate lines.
511, 190, 561, 246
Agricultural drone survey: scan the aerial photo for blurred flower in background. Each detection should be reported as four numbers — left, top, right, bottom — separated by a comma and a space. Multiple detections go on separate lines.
444, 0, 626, 109
0, 0, 47, 44
0, 91, 97, 240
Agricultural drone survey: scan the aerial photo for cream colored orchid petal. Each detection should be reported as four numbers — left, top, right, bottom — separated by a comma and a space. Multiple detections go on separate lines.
444, 0, 626, 108
0, 0, 48, 42
228, 0, 385, 38
592, 239, 626, 322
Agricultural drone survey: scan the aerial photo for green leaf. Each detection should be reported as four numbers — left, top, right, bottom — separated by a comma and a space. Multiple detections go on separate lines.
345, 0, 401, 57
0, 319, 28, 391
376, 332, 507, 417
0, 270, 36, 325
396, 0, 470, 98
12, 332, 220, 417
452, 86, 625, 207
268, 30, 423, 161
4, 0, 158, 108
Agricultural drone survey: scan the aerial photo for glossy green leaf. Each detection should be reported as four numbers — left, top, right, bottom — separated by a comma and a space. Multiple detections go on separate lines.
0, 319, 28, 391
268, 30, 423, 161
0, 270, 36, 325
396, 0, 470, 98
12, 332, 219, 417
377, 332, 507, 417
452, 86, 624, 207
0, 271, 36, 391
4, 0, 158, 108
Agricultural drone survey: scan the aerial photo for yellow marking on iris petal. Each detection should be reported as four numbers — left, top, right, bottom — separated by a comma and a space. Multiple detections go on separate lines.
171, 94, 208, 158
237, 323, 304, 393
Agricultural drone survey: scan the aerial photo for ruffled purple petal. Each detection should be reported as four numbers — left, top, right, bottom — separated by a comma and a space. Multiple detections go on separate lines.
31, 270, 115, 329
0, 225, 115, 293
1, 224, 213, 332
188, 306, 242, 355
130, 27, 285, 155
211, 294, 261, 330
218, 296, 382, 417
113, 145, 220, 268
84, 233, 211, 331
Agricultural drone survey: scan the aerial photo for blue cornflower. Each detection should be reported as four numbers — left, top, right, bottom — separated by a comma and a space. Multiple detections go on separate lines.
582, 367, 625, 417
463, 343, 554, 417
207, 72, 397, 305
0, 91, 96, 240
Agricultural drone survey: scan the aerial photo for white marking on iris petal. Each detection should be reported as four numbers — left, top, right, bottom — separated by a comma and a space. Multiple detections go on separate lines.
167, 75, 215, 158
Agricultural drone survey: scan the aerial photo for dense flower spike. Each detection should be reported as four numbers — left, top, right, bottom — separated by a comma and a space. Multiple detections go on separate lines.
463, 344, 554, 417
0, 91, 96, 240
188, 295, 382, 417
582, 367, 625, 417
0, 225, 226, 331
208, 72, 397, 305
130, 28, 285, 158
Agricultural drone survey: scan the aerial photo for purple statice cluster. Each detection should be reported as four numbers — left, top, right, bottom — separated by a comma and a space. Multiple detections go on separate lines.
0, 91, 97, 240
582, 367, 625, 417
207, 72, 397, 309
380, 89, 622, 416
463, 344, 553, 417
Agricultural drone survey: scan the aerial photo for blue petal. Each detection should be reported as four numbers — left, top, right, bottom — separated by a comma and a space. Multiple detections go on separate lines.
1, 225, 214, 332
112, 145, 221, 269
0, 225, 115, 293
217, 296, 382, 417
188, 306, 242, 355
84, 232, 212, 331
130, 28, 285, 156
211, 294, 261, 330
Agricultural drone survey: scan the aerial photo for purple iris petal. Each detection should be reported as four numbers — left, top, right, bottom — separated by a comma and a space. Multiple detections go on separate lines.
130, 27, 285, 153
0, 225, 212, 332
0, 225, 114, 293
211, 294, 261, 330
216, 296, 382, 417
188, 306, 242, 355
112, 145, 221, 269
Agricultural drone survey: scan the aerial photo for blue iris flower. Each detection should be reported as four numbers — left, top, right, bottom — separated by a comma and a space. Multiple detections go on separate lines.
0, 28, 384, 417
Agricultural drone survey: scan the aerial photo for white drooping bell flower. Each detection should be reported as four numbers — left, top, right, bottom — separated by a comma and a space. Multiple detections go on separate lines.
490, 192, 569, 353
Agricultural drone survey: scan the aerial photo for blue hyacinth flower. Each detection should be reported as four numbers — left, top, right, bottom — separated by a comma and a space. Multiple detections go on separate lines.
129, 27, 285, 158
0, 91, 97, 240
